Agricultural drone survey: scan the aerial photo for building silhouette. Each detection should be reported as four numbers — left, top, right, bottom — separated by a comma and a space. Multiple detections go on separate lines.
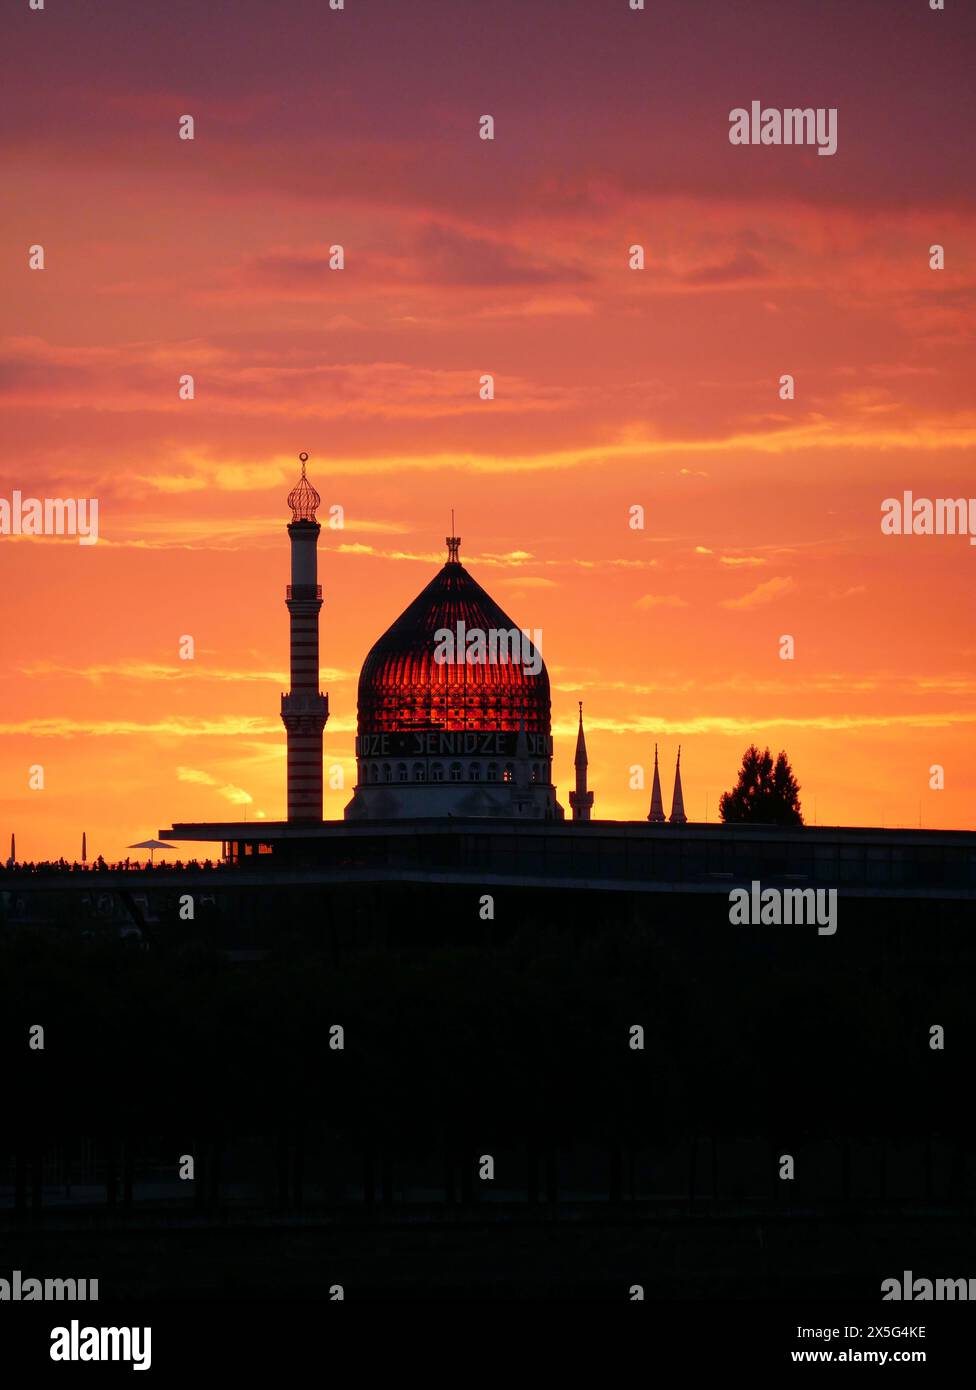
149, 455, 701, 850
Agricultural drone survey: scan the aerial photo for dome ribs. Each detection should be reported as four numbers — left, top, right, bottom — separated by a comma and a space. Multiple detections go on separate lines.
357, 561, 550, 737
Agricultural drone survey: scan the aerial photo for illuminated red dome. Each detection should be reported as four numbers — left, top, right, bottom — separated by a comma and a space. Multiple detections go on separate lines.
358, 539, 551, 737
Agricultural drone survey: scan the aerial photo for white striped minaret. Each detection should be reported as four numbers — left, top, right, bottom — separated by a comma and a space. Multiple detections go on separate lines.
280, 453, 329, 822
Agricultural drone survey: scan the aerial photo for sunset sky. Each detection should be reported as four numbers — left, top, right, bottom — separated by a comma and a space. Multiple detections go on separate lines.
2, 0, 975, 861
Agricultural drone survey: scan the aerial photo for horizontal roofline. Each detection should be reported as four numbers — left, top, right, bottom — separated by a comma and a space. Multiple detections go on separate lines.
158, 818, 976, 844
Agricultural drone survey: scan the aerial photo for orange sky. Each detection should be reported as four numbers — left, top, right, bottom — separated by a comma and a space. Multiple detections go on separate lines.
2, 0, 975, 860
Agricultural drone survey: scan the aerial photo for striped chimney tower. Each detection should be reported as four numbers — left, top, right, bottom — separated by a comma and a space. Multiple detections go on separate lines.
280, 454, 329, 822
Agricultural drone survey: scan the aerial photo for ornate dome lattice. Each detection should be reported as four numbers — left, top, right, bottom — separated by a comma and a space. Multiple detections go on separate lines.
357, 538, 551, 737
287, 452, 320, 522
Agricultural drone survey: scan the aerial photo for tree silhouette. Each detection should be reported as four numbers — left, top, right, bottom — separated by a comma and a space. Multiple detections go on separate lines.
719, 745, 803, 826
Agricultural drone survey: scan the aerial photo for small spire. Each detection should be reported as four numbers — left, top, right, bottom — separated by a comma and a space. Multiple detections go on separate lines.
569, 701, 594, 821
446, 513, 461, 562
574, 701, 587, 766
648, 742, 666, 822
670, 744, 687, 824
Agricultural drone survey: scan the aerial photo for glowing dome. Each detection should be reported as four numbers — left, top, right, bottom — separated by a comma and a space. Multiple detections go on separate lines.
345, 535, 563, 821
357, 538, 551, 738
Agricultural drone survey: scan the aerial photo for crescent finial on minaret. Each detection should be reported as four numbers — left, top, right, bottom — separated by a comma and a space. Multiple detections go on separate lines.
287, 452, 320, 522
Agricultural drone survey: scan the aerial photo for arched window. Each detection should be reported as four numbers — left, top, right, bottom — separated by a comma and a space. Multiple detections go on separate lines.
470, 762, 481, 782
382, 763, 392, 783
531, 762, 540, 782
413, 763, 426, 783
397, 763, 408, 783
503, 763, 515, 783
449, 762, 462, 782
369, 763, 379, 783
431, 762, 444, 782
487, 763, 499, 782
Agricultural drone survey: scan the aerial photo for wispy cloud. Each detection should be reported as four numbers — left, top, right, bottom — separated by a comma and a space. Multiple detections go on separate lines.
0, 714, 360, 739
0, 716, 282, 739
553, 711, 976, 737
177, 766, 252, 805
20, 660, 354, 684
721, 577, 795, 610
636, 593, 689, 610
682, 251, 767, 287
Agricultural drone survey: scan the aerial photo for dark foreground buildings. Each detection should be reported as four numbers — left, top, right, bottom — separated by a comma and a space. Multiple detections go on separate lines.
3, 817, 974, 1299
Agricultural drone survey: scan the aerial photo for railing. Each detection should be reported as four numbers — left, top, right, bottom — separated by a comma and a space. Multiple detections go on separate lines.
286, 584, 322, 599
280, 691, 329, 716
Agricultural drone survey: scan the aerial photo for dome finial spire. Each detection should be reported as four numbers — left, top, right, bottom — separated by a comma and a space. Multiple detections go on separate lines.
446, 508, 461, 562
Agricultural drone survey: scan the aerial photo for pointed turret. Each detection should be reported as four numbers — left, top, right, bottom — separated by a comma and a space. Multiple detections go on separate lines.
569, 701, 594, 822
647, 744, 666, 823
670, 745, 687, 824
573, 703, 587, 768
82, 830, 87, 864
